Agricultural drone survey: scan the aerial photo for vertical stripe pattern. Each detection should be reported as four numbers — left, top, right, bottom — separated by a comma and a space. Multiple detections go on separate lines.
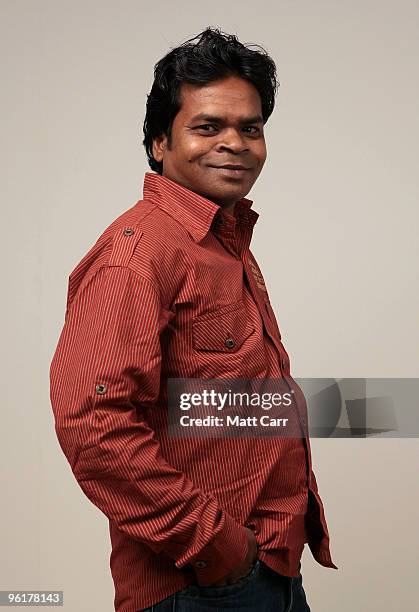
49, 172, 337, 612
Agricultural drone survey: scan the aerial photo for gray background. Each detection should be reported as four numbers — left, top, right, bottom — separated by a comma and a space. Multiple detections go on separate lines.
1, 1, 418, 610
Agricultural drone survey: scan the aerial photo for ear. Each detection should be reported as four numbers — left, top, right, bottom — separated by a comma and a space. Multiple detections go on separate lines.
152, 134, 168, 163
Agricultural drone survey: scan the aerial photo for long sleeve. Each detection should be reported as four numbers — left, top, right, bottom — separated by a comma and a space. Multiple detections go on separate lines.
49, 263, 249, 585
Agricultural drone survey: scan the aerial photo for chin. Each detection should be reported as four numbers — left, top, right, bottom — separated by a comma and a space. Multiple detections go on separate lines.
205, 184, 244, 200
210, 192, 243, 206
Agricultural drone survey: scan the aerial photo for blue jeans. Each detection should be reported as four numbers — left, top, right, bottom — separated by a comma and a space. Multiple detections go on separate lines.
140, 560, 310, 611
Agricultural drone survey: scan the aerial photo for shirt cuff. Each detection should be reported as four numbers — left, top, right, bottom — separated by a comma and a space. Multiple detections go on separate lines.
190, 513, 250, 586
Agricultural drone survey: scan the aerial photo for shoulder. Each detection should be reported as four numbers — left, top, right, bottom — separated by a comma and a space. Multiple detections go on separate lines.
65, 198, 189, 312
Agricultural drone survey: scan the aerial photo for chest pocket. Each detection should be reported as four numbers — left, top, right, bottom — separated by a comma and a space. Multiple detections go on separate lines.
192, 301, 255, 353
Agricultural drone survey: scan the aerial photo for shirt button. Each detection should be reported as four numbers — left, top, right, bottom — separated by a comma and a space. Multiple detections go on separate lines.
195, 560, 207, 568
225, 337, 235, 349
246, 522, 260, 535
123, 227, 134, 236
95, 383, 107, 395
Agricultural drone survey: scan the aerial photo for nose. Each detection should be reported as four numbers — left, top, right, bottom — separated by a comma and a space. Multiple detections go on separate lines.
215, 127, 249, 153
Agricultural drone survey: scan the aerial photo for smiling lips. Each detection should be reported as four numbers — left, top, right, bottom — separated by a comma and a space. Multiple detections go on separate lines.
208, 164, 251, 176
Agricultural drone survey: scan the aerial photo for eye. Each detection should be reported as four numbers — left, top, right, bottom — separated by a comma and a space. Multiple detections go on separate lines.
194, 124, 218, 133
242, 126, 260, 134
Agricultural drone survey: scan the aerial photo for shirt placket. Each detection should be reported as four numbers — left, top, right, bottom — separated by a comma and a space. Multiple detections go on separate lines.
237, 226, 313, 479
213, 220, 310, 456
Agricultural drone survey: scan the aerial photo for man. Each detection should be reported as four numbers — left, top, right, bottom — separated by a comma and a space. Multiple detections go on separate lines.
50, 27, 337, 612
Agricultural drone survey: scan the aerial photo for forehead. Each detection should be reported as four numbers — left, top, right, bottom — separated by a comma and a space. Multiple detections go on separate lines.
177, 76, 262, 119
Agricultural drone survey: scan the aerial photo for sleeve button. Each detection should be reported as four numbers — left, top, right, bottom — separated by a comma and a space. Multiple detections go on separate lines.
225, 337, 235, 349
123, 227, 134, 236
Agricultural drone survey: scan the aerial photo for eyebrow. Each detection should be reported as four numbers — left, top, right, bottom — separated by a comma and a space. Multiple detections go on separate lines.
190, 113, 264, 125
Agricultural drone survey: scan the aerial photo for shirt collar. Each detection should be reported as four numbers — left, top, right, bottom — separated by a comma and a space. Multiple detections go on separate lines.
142, 172, 259, 243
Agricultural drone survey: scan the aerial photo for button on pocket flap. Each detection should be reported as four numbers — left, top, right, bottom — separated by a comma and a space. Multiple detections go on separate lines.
192, 302, 255, 352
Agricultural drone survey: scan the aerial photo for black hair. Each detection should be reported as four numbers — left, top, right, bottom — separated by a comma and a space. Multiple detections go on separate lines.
142, 26, 279, 174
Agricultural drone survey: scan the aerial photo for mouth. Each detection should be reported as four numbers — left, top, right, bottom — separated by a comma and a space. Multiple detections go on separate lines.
207, 164, 251, 177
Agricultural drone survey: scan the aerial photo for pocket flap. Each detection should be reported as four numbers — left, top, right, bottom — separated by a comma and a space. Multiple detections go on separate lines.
192, 301, 255, 352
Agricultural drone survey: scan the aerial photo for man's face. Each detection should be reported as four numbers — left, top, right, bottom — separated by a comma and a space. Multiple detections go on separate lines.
152, 75, 267, 213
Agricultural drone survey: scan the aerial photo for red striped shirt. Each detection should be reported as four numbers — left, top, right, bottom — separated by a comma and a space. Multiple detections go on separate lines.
49, 171, 337, 612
